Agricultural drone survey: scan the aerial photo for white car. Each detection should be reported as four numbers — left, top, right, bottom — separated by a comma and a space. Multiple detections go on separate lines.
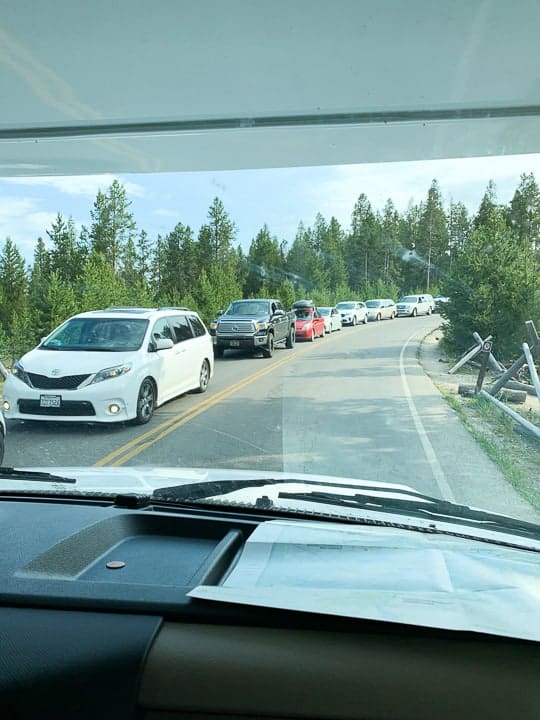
365, 299, 397, 321
396, 295, 434, 317
2, 307, 214, 425
317, 307, 343, 333
335, 301, 368, 326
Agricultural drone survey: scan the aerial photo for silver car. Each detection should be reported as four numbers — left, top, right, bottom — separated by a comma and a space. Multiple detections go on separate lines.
318, 307, 343, 333
365, 299, 397, 321
396, 295, 434, 317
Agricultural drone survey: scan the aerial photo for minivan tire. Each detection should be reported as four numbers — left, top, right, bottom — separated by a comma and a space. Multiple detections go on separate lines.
195, 359, 210, 393
135, 378, 155, 424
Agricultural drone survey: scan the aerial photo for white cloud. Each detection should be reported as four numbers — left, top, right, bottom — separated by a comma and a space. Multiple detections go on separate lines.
153, 208, 178, 217
5, 174, 146, 199
0, 196, 58, 260
304, 154, 540, 229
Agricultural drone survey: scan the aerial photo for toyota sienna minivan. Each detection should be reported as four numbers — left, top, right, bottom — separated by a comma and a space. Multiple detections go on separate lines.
2, 307, 214, 425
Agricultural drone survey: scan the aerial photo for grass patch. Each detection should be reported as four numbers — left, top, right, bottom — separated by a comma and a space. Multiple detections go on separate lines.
436, 384, 540, 511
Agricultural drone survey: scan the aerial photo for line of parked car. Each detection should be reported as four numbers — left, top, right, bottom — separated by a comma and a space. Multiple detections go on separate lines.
301, 293, 444, 334
0, 293, 448, 439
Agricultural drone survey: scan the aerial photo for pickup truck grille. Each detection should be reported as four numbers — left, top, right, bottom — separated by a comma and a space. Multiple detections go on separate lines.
217, 321, 255, 334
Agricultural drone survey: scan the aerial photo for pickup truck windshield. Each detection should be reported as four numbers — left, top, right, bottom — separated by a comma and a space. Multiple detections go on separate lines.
225, 301, 270, 316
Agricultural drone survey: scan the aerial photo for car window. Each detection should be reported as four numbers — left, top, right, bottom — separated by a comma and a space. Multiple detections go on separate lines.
189, 315, 207, 338
152, 318, 174, 343
170, 316, 194, 343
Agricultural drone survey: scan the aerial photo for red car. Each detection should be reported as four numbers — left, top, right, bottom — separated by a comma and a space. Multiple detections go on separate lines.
294, 306, 325, 341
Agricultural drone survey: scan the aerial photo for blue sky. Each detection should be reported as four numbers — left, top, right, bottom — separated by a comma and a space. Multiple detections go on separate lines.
2, 153, 540, 264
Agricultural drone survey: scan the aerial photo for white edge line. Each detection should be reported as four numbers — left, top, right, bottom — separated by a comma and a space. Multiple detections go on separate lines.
399, 329, 456, 502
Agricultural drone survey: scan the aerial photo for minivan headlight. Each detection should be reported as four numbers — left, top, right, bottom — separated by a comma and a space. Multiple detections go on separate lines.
90, 363, 132, 384
12, 362, 32, 386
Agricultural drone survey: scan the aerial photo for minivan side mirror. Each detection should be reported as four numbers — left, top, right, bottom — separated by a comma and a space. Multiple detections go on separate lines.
153, 338, 174, 351
217, 309, 224, 316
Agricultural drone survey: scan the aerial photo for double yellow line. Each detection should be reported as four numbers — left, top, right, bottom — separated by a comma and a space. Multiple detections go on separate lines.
94, 342, 315, 467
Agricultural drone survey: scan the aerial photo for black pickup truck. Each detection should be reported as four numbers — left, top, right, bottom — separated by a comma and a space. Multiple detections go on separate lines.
210, 299, 296, 358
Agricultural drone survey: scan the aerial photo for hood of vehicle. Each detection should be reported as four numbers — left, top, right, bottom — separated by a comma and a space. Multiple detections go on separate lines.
0, 466, 434, 506
2, 465, 538, 545
18, 348, 136, 374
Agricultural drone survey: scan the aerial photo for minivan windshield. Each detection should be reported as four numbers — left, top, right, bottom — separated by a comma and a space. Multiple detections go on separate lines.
42, 318, 149, 352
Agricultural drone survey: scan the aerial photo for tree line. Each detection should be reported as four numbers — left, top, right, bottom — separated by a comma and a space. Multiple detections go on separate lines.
1, 174, 539, 364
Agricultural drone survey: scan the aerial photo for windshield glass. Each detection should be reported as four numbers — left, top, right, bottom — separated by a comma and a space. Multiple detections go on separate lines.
42, 318, 148, 352
295, 308, 314, 319
318, 308, 331, 315
336, 302, 355, 310
1, 4, 540, 548
225, 301, 269, 316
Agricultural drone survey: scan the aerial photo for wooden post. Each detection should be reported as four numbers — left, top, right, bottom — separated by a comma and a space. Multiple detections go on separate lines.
523, 342, 540, 401
479, 390, 540, 440
448, 335, 492, 374
475, 340, 492, 394
526, 320, 539, 359
487, 354, 527, 396
472, 332, 504, 372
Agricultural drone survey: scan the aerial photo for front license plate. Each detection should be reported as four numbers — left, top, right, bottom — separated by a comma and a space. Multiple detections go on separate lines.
229, 340, 240, 347
40, 394, 61, 408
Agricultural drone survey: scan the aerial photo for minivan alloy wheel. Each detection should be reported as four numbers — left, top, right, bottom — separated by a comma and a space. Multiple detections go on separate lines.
196, 360, 210, 393
136, 378, 155, 424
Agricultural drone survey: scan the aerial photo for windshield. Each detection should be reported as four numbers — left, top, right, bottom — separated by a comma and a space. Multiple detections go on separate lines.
295, 308, 314, 319
225, 301, 269, 316
42, 318, 149, 352
318, 308, 331, 315
1, 7, 539, 550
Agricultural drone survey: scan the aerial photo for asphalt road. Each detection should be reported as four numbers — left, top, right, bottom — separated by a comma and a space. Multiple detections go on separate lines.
4, 315, 537, 520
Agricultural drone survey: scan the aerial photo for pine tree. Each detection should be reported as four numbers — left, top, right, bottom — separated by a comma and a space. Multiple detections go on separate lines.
47, 214, 86, 283
88, 180, 137, 271
198, 198, 237, 265
347, 194, 380, 290
416, 180, 449, 291
509, 172, 540, 251
244, 224, 284, 295
442, 207, 539, 358
0, 238, 28, 334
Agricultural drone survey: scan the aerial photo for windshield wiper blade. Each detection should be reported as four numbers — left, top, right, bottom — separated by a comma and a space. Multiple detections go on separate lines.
278, 490, 540, 540
0, 467, 77, 484
151, 477, 421, 503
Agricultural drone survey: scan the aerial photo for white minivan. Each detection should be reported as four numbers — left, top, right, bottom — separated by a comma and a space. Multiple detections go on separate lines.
2, 307, 214, 425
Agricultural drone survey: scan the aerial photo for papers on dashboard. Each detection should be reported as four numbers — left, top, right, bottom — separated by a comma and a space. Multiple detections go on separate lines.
189, 519, 540, 642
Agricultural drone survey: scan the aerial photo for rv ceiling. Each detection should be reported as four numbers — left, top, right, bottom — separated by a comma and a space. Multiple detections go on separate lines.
1, 0, 540, 175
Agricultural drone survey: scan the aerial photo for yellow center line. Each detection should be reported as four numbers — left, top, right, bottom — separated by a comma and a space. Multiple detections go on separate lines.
94, 336, 333, 466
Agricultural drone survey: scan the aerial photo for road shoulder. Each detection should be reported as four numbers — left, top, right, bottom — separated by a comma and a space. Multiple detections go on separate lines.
419, 326, 540, 516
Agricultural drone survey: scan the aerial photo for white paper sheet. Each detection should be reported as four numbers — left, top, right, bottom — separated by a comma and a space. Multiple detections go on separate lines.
189, 519, 540, 641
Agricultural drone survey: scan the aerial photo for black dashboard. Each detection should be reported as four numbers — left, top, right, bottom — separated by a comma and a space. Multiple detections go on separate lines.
2, 494, 540, 720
